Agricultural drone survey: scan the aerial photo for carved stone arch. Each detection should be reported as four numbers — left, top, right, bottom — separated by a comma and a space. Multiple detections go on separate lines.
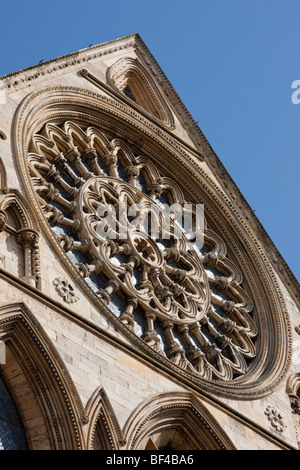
13, 86, 291, 399
85, 386, 124, 450
110, 138, 136, 163
135, 155, 162, 188
106, 57, 175, 128
0, 189, 41, 287
86, 126, 112, 156
0, 302, 87, 449
0, 188, 39, 231
63, 120, 93, 149
160, 176, 185, 205
123, 392, 236, 450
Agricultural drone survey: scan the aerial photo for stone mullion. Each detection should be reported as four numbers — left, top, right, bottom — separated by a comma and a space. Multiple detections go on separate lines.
52, 152, 85, 188
137, 265, 153, 291
38, 181, 77, 215
178, 323, 207, 377
204, 320, 243, 371
209, 275, 230, 291
210, 295, 249, 331
123, 255, 140, 275
82, 148, 103, 176
96, 279, 119, 306
124, 165, 141, 187
146, 182, 163, 201
103, 153, 118, 178
75, 260, 103, 278
119, 297, 137, 330
45, 164, 79, 199
47, 206, 81, 232
65, 147, 94, 181
144, 311, 165, 354
57, 234, 90, 253
208, 306, 242, 347
214, 311, 252, 357
16, 228, 39, 287
162, 320, 186, 362
190, 321, 221, 362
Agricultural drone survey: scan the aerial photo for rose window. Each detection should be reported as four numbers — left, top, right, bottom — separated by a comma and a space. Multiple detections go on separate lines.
28, 121, 257, 382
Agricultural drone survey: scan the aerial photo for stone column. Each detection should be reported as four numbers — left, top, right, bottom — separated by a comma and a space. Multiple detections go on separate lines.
17, 228, 39, 287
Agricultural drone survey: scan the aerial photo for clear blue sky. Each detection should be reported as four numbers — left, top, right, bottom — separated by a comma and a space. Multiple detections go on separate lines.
0, 0, 299, 281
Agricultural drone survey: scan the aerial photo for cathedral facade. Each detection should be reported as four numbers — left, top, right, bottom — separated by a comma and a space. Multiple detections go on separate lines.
0, 34, 299, 450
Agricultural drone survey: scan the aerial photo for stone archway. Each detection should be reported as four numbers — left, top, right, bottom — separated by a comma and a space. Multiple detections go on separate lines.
123, 391, 236, 450
0, 302, 87, 449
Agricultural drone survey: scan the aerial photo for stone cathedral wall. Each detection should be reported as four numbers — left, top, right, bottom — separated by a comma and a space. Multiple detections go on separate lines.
0, 35, 299, 450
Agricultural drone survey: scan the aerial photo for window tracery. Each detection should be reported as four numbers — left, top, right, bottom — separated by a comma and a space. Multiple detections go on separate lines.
28, 120, 258, 382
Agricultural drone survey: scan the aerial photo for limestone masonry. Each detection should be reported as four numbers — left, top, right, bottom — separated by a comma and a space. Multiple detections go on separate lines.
0, 34, 299, 450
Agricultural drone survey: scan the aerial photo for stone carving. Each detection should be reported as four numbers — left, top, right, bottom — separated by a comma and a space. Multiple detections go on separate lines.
0, 191, 41, 288
264, 405, 285, 433
287, 374, 300, 446
0, 209, 7, 232
28, 121, 258, 382
53, 276, 79, 304
106, 57, 175, 128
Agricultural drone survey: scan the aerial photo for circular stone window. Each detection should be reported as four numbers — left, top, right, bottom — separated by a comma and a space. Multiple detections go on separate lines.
16, 89, 291, 398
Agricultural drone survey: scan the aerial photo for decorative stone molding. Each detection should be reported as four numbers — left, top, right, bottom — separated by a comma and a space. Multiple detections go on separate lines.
13, 85, 292, 399
106, 57, 175, 128
264, 405, 286, 433
0, 302, 87, 449
85, 387, 125, 450
53, 277, 79, 304
123, 392, 236, 450
0, 187, 41, 288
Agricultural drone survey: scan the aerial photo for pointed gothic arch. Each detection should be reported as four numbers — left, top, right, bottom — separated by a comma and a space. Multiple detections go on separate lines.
0, 302, 87, 449
0, 188, 40, 287
85, 386, 124, 450
106, 56, 175, 128
123, 392, 236, 450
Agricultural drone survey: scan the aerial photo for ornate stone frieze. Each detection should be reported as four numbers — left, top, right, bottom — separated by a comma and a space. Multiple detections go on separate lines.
106, 57, 175, 128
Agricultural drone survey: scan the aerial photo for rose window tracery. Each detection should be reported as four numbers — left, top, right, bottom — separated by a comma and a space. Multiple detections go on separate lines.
27, 120, 258, 382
